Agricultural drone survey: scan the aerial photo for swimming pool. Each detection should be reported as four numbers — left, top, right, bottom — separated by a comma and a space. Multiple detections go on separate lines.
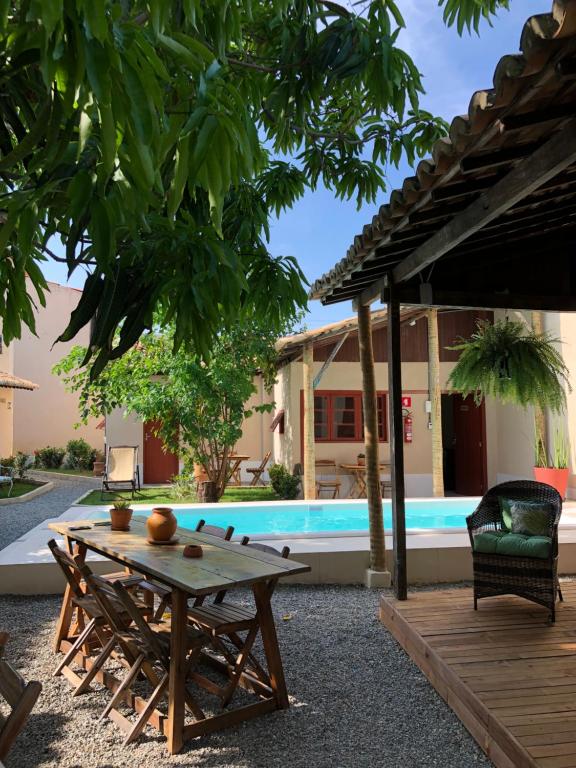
92, 498, 480, 537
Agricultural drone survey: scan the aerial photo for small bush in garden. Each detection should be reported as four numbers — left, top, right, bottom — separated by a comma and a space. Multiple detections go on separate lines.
35, 446, 65, 469
64, 438, 96, 470
170, 473, 197, 501
268, 463, 301, 500
12, 451, 34, 480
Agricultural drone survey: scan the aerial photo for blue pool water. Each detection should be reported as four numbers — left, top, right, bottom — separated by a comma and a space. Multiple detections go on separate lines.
94, 498, 479, 536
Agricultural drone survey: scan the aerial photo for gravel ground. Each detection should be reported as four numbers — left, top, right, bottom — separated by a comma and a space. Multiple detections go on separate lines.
0, 473, 99, 551
0, 586, 493, 768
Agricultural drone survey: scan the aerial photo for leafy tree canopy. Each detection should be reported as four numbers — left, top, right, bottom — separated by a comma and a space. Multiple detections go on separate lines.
54, 320, 284, 498
2, 0, 509, 374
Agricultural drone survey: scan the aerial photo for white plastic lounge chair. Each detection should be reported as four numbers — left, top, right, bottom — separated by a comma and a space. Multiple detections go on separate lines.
101, 446, 140, 499
0, 465, 14, 498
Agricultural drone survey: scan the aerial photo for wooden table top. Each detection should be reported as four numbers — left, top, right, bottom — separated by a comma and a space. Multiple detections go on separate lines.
48, 517, 310, 596
340, 463, 391, 471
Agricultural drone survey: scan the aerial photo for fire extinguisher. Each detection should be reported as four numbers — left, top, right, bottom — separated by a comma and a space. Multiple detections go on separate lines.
403, 409, 413, 443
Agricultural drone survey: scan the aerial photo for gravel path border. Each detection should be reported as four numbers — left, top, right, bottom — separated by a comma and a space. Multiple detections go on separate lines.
0, 586, 493, 768
0, 473, 99, 552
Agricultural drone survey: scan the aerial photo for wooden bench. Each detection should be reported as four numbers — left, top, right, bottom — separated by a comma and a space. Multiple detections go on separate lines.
0, 632, 42, 762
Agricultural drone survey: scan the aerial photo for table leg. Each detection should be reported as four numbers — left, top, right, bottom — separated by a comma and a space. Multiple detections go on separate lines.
167, 588, 187, 754
53, 539, 87, 652
252, 582, 289, 709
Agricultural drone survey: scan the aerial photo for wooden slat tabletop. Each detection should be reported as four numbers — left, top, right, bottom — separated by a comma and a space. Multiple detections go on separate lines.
48, 518, 310, 596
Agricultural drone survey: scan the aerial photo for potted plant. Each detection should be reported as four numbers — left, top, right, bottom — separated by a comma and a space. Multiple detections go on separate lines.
534, 428, 570, 499
357, 453, 365, 466
110, 499, 133, 531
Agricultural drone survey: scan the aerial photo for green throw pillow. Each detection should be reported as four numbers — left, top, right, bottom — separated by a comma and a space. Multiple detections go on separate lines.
498, 497, 551, 536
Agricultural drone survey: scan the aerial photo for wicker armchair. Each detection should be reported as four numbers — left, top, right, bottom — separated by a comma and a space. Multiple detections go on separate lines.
466, 480, 563, 623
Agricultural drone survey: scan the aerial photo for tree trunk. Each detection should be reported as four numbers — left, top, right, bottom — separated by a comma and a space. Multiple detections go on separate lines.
358, 304, 386, 572
198, 480, 218, 503
302, 342, 316, 499
427, 309, 445, 497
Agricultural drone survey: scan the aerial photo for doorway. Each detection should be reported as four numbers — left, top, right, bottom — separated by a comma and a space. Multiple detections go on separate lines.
143, 420, 179, 484
441, 394, 487, 496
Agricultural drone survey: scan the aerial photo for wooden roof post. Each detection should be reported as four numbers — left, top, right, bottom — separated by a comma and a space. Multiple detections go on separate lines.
387, 280, 408, 600
302, 342, 316, 499
357, 303, 387, 575
427, 309, 445, 497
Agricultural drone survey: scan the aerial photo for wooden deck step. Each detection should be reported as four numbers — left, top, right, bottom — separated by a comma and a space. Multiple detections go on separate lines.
380, 586, 576, 768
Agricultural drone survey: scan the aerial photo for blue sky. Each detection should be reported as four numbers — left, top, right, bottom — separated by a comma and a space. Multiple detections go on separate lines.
43, 1, 547, 328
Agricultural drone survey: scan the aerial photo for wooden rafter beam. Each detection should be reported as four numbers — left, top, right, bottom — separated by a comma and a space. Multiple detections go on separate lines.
392, 119, 576, 285
353, 277, 387, 310
313, 332, 349, 389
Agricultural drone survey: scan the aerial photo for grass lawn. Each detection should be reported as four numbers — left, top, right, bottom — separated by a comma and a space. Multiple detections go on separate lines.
77, 485, 280, 506
0, 480, 44, 499
33, 467, 94, 476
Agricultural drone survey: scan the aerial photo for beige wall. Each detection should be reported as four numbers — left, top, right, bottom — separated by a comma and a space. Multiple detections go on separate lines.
11, 280, 102, 455
0, 339, 14, 458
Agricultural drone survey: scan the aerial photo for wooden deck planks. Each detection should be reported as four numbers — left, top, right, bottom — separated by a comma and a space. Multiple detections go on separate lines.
380, 584, 576, 768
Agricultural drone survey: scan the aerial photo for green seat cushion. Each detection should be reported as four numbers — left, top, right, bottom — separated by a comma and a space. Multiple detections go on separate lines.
473, 530, 552, 559
498, 497, 552, 536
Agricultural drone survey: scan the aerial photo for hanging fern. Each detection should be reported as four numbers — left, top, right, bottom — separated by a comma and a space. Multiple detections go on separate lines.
447, 319, 570, 412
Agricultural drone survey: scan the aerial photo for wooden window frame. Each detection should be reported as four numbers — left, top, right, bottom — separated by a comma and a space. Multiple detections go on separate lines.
302, 390, 388, 444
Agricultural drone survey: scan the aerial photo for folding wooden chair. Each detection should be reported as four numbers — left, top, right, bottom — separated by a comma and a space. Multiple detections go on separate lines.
188, 537, 290, 707
48, 539, 125, 696
140, 519, 235, 621
83, 573, 206, 745
0, 633, 42, 762
315, 459, 341, 499
246, 451, 272, 487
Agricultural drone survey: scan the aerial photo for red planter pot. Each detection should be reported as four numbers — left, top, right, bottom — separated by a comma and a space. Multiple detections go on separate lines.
533, 466, 570, 500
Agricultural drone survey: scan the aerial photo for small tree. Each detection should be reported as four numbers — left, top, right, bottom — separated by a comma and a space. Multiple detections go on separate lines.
55, 322, 281, 499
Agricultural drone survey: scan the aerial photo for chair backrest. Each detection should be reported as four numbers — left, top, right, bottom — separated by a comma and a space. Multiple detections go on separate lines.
195, 519, 234, 540
474, 480, 562, 534
241, 536, 290, 559
0, 633, 42, 762
110, 580, 169, 667
106, 446, 138, 482
76, 561, 131, 634
257, 451, 272, 472
315, 459, 336, 468
48, 539, 87, 601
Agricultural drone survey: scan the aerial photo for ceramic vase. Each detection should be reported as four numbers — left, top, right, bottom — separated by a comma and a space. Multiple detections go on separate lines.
147, 507, 177, 542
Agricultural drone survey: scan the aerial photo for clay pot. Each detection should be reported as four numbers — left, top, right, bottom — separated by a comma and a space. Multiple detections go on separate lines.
147, 507, 177, 542
110, 507, 133, 531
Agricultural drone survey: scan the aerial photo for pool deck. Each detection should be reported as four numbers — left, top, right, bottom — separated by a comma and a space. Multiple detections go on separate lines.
380, 583, 576, 768
2, 501, 576, 594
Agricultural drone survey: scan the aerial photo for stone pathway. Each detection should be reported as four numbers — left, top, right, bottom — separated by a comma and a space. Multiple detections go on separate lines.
0, 472, 99, 551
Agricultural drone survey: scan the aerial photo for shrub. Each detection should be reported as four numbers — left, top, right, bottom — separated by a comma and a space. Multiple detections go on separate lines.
64, 438, 96, 470
170, 473, 197, 501
2, 452, 32, 479
35, 446, 65, 469
268, 463, 300, 500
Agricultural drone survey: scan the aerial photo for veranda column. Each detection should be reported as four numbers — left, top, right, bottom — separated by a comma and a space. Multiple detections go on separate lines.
427, 308, 445, 497
532, 311, 548, 457
358, 303, 387, 582
387, 282, 407, 600
302, 342, 316, 499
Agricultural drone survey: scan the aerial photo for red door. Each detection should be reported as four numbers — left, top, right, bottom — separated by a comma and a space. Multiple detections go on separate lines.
143, 420, 179, 484
452, 395, 487, 496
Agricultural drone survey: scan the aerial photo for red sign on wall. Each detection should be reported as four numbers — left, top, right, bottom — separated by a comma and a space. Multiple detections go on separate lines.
401, 396, 412, 408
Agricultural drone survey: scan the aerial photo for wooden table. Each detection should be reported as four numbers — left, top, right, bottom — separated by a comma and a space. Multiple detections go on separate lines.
340, 463, 391, 498
48, 518, 310, 754
224, 454, 250, 486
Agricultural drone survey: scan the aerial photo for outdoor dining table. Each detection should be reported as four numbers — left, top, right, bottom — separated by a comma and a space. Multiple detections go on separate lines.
221, 453, 250, 486
340, 463, 391, 498
48, 517, 310, 754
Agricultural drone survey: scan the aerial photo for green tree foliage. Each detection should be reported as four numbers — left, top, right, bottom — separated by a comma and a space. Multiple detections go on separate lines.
1, 0, 509, 372
448, 319, 570, 412
54, 321, 282, 499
